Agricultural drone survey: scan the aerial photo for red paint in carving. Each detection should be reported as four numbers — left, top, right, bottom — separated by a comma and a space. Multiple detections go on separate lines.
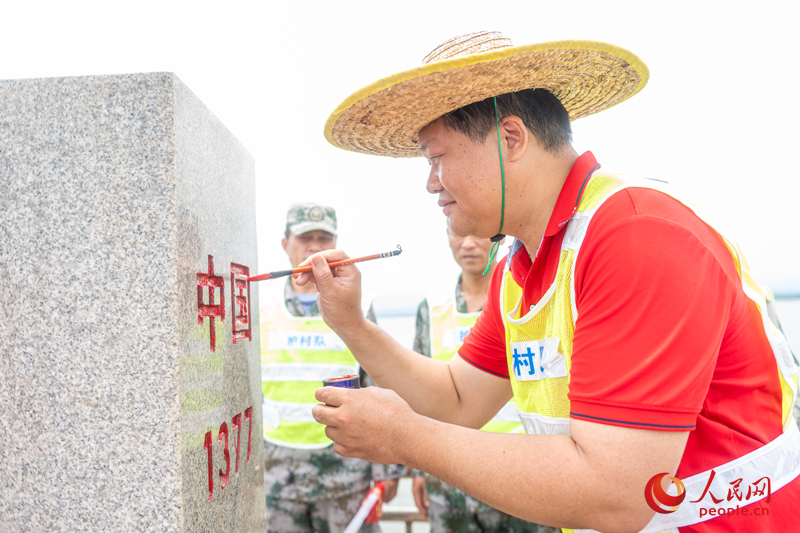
231, 413, 242, 474
244, 406, 253, 463
230, 263, 252, 345
218, 422, 230, 490
204, 431, 214, 500
197, 255, 225, 351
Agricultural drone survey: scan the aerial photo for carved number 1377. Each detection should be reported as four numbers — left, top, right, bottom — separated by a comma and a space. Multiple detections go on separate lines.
203, 406, 253, 500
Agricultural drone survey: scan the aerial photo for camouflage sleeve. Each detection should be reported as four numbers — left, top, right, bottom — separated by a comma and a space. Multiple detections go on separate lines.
366, 302, 378, 325
359, 367, 376, 388
362, 303, 408, 480
372, 462, 408, 481
411, 299, 431, 358
359, 303, 379, 388
409, 299, 432, 477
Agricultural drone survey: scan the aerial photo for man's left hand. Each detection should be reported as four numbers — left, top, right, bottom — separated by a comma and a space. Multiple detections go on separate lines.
312, 386, 417, 465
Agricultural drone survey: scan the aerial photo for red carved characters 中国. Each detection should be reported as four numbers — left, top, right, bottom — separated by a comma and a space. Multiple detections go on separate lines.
197, 255, 225, 351
230, 263, 252, 345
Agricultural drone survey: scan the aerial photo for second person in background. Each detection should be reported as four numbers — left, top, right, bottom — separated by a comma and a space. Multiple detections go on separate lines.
260, 203, 404, 533
410, 228, 558, 533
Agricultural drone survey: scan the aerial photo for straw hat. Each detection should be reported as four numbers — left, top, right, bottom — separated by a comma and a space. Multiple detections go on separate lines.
324, 31, 649, 158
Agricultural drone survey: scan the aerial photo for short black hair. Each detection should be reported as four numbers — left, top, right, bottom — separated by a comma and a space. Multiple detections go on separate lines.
439, 88, 572, 154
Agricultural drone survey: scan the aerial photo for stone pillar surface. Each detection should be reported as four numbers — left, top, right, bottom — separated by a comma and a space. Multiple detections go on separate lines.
0, 72, 266, 533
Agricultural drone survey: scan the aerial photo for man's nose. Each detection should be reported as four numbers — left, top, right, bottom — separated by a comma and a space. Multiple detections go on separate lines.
462, 236, 480, 248
426, 166, 442, 195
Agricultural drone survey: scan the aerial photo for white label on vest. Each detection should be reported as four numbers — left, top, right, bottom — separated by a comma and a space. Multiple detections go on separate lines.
267, 331, 347, 352
442, 326, 472, 348
509, 338, 567, 381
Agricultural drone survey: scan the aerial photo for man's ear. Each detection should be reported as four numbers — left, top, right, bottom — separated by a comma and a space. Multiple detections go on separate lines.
500, 115, 528, 163
281, 238, 289, 254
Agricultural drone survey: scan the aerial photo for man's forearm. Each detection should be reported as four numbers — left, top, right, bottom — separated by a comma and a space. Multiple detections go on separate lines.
400, 416, 663, 533
338, 318, 465, 423
302, 252, 508, 427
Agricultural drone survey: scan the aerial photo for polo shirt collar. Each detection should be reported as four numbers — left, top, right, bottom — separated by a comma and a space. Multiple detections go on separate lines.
505, 151, 600, 269
544, 151, 600, 237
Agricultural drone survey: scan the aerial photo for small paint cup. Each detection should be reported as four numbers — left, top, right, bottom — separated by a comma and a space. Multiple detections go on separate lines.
322, 374, 361, 389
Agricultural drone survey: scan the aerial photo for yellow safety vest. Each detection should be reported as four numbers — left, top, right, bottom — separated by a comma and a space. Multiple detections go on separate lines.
501, 174, 799, 532
260, 293, 372, 449
427, 287, 522, 434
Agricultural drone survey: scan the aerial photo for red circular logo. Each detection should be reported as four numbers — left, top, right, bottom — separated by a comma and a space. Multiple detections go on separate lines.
645, 473, 686, 514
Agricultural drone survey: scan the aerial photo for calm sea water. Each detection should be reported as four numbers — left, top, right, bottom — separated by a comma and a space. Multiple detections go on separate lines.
775, 299, 800, 356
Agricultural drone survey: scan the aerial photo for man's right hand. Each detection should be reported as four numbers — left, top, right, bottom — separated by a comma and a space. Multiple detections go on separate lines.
298, 249, 512, 436
411, 476, 430, 517
294, 249, 367, 334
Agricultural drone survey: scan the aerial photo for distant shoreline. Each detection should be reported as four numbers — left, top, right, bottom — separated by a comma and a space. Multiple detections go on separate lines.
374, 295, 800, 319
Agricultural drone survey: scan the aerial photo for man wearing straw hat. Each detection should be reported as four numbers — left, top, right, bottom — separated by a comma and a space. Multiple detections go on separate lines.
300, 32, 800, 531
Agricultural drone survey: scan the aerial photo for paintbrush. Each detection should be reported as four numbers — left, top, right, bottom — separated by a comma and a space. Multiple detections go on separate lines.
248, 245, 402, 282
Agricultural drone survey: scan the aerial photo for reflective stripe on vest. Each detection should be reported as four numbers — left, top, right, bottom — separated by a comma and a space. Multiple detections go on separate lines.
501, 174, 800, 530
263, 398, 317, 422
428, 288, 481, 362
260, 293, 372, 449
641, 421, 800, 532
262, 362, 356, 382
428, 289, 523, 433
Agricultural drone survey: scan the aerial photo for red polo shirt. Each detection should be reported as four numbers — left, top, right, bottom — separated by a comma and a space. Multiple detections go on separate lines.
459, 151, 798, 530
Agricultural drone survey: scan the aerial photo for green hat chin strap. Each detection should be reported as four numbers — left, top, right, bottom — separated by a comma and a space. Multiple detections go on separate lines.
483, 96, 506, 276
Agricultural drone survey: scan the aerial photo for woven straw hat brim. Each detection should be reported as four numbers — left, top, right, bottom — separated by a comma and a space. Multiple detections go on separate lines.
325, 40, 649, 158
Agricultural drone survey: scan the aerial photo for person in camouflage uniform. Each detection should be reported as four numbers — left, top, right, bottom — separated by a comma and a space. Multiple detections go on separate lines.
411, 273, 468, 361
411, 229, 558, 533
262, 203, 404, 533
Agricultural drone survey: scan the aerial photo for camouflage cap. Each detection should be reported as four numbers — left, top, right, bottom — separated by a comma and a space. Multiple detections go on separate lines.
286, 203, 338, 236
